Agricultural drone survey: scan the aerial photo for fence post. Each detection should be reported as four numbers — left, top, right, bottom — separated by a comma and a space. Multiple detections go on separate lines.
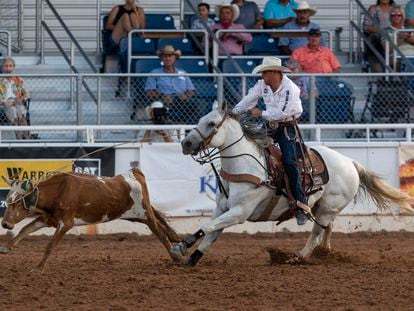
217, 75, 224, 104
76, 75, 83, 142
309, 75, 316, 124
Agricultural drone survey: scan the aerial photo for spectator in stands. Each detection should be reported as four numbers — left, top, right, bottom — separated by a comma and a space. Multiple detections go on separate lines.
105, 0, 145, 50
141, 101, 174, 142
263, 0, 298, 29
405, 0, 414, 28
363, 0, 396, 72
191, 2, 216, 52
211, 2, 253, 55
285, 59, 309, 102
192, 3, 216, 30
0, 57, 30, 139
291, 28, 341, 73
278, 1, 321, 55
232, 0, 264, 29
144, 45, 196, 124
384, 6, 414, 56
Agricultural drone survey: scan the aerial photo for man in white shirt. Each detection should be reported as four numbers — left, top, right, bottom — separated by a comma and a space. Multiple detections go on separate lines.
232, 57, 308, 225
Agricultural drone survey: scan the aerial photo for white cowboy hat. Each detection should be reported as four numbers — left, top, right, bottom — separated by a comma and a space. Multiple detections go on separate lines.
293, 1, 317, 16
252, 57, 291, 74
156, 45, 182, 59
145, 101, 164, 119
215, 3, 240, 22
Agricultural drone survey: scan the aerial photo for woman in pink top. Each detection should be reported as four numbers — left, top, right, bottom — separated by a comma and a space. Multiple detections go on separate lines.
210, 3, 252, 55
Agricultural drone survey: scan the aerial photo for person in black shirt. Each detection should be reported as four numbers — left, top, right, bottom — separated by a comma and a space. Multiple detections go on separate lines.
106, 0, 145, 49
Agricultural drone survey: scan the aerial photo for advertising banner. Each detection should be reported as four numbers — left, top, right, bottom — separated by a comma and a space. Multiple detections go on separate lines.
0, 147, 114, 216
399, 145, 414, 209
140, 143, 218, 217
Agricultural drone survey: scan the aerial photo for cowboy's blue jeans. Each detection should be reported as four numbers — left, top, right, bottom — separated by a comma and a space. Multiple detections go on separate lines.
271, 126, 305, 203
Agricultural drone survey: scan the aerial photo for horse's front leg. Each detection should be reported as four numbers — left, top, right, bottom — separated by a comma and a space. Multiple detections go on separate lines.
176, 205, 254, 265
0, 216, 48, 253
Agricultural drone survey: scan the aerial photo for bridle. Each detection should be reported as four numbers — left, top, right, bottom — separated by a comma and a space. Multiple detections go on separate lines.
193, 111, 228, 151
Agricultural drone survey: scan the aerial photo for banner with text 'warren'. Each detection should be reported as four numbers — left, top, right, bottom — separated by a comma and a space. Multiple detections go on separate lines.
0, 147, 114, 216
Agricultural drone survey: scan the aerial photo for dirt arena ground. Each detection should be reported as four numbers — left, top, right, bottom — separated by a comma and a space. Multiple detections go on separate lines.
0, 232, 413, 311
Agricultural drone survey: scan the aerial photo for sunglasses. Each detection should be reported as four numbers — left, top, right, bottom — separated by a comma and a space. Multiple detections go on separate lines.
391, 13, 402, 17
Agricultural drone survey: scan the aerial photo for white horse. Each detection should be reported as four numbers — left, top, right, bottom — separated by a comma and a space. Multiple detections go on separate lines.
171, 101, 412, 266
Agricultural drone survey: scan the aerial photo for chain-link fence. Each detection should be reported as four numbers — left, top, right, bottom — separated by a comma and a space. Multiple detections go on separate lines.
0, 0, 20, 54
0, 72, 413, 141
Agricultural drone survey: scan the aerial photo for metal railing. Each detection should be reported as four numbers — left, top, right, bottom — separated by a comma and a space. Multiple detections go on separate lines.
126, 29, 209, 75
212, 29, 333, 67
1, 123, 414, 144
0, 30, 12, 57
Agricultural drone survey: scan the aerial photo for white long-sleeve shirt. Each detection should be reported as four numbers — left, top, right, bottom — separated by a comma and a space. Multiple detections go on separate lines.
232, 75, 302, 122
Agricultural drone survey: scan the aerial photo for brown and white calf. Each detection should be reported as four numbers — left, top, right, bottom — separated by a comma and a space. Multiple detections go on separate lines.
0, 168, 180, 271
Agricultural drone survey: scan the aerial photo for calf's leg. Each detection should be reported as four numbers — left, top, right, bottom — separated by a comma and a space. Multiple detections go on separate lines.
0, 217, 48, 253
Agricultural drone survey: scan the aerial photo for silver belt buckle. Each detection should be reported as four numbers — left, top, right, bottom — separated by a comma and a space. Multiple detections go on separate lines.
268, 121, 278, 129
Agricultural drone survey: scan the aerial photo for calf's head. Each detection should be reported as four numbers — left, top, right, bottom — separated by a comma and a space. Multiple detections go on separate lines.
1, 177, 36, 230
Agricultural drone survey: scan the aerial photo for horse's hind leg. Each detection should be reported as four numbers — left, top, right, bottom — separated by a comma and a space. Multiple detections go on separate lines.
0, 217, 48, 253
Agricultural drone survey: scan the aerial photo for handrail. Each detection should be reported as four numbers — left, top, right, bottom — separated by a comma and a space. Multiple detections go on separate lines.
0, 123, 413, 144
41, 22, 97, 105
126, 29, 209, 75
0, 30, 12, 56
41, 0, 98, 73
212, 29, 333, 67
349, 21, 393, 72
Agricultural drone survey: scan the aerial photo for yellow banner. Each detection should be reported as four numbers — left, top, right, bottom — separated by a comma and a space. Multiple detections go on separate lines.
0, 160, 72, 188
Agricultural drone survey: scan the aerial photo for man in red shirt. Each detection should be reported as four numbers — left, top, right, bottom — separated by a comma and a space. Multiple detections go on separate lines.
291, 28, 341, 73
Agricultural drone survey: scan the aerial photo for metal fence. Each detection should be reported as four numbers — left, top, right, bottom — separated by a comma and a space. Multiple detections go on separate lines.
0, 72, 413, 142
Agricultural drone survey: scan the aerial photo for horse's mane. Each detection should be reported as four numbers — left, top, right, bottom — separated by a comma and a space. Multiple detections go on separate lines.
228, 111, 269, 148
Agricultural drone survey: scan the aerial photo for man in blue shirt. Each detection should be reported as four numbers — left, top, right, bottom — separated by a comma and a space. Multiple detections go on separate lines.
263, 0, 298, 29
278, 1, 321, 55
232, 0, 264, 29
145, 45, 196, 123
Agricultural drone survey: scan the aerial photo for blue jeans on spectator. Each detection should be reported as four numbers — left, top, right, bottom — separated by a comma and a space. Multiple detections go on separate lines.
271, 125, 305, 204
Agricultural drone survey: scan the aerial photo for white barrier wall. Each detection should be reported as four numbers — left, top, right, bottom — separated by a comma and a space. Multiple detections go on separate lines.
1, 142, 413, 236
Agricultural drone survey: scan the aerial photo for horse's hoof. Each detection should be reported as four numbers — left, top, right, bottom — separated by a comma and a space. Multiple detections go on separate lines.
183, 257, 197, 267
0, 246, 11, 254
30, 265, 44, 273
171, 242, 188, 257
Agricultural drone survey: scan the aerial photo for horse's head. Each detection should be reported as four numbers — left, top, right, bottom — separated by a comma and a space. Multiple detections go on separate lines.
182, 101, 229, 155
1, 176, 36, 230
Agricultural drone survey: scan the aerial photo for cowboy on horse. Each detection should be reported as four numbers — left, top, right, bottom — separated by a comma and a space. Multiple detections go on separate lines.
232, 56, 309, 225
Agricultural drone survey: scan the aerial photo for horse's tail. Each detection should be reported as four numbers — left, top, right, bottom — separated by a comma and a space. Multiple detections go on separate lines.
151, 206, 180, 243
353, 161, 414, 213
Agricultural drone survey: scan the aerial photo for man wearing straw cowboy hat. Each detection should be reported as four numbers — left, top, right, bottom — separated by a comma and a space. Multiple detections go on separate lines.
278, 0, 321, 55
232, 56, 309, 225
145, 45, 195, 123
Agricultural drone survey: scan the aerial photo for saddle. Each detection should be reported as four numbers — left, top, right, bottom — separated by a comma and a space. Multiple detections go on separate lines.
265, 144, 329, 196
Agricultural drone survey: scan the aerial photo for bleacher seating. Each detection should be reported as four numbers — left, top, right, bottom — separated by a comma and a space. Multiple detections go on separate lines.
157, 38, 194, 55
222, 59, 258, 106
315, 78, 355, 123
118, 37, 156, 73
361, 79, 413, 124
146, 14, 175, 29
244, 35, 279, 55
